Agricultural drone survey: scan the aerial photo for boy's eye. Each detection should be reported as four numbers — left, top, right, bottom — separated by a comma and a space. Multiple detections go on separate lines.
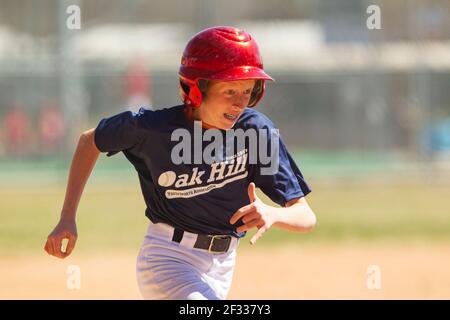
224, 89, 252, 95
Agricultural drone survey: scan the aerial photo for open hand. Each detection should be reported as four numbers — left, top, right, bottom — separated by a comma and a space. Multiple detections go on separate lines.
230, 182, 276, 245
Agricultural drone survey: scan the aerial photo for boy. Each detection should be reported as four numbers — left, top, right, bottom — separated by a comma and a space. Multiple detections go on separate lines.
45, 26, 316, 300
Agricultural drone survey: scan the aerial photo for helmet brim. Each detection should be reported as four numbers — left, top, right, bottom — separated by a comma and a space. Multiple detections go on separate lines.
208, 66, 274, 82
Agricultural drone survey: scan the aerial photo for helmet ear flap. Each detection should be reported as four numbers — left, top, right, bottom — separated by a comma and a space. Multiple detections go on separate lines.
248, 80, 264, 107
179, 78, 203, 108
188, 84, 202, 108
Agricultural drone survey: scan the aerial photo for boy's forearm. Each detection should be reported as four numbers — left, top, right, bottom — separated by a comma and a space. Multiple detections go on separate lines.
272, 202, 316, 233
60, 129, 100, 221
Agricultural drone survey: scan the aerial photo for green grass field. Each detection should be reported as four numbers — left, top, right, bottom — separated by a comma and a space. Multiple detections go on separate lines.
1, 153, 450, 256
2, 179, 450, 256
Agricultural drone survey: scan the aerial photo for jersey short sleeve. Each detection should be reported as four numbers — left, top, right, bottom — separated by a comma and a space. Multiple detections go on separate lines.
250, 118, 311, 207
94, 108, 148, 155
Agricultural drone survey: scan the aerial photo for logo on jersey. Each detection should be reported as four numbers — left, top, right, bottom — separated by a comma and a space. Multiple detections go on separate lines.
158, 149, 248, 199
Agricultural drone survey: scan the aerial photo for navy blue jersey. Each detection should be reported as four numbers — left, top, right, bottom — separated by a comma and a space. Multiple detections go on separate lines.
94, 105, 311, 237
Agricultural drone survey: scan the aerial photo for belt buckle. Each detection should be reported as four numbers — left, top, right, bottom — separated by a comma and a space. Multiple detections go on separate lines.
208, 235, 231, 254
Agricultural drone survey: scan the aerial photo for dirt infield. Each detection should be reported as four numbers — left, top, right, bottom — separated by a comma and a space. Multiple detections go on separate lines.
2, 242, 450, 299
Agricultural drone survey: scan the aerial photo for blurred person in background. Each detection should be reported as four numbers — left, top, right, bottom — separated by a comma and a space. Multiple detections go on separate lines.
420, 116, 450, 162
3, 103, 32, 157
38, 104, 65, 156
125, 58, 153, 113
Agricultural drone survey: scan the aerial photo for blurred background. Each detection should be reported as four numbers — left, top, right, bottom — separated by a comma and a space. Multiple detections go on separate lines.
1, 0, 450, 299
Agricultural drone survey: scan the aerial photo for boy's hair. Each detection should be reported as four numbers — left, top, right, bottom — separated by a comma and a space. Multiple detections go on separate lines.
198, 79, 209, 97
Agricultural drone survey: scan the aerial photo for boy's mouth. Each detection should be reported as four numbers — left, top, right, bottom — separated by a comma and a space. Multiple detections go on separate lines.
224, 113, 238, 121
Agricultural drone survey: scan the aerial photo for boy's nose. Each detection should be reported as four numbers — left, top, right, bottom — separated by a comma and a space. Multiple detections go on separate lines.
232, 95, 247, 109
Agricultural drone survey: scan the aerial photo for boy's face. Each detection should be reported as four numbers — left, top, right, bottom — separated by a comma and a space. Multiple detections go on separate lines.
198, 80, 255, 130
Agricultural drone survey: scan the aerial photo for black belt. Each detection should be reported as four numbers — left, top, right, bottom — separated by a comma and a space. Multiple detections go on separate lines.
171, 228, 232, 254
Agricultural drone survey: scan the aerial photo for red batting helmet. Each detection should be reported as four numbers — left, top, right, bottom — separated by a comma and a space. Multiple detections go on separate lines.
179, 26, 274, 108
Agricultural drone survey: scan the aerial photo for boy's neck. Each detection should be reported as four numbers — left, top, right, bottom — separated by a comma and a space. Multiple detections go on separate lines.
184, 106, 219, 129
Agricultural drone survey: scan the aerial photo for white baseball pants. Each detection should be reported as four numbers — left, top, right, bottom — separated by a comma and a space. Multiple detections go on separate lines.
136, 222, 239, 300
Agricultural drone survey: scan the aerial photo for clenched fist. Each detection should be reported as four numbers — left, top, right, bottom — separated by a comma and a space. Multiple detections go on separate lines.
44, 218, 78, 259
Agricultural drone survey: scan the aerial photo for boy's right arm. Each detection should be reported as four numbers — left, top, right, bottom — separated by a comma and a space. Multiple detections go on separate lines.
44, 128, 100, 259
